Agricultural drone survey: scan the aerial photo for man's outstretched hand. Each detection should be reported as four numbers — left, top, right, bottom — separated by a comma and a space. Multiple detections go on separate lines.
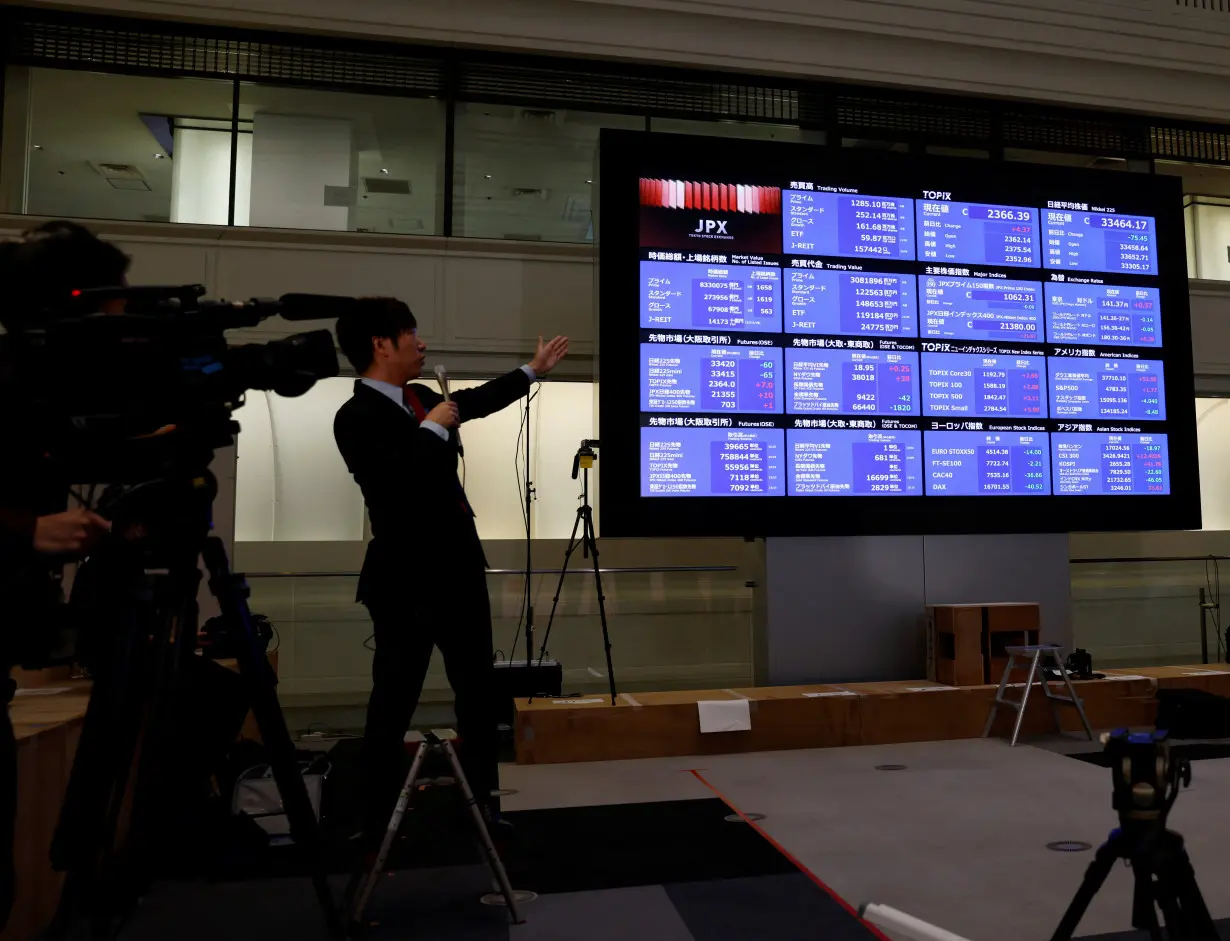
529, 335, 569, 376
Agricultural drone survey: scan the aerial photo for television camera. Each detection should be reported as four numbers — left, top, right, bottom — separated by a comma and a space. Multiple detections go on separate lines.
0, 283, 348, 940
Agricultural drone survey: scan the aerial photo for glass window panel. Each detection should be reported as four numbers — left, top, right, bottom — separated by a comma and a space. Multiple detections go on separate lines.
650, 117, 822, 145
1185, 197, 1197, 279
1004, 148, 1117, 169
234, 379, 366, 542
234, 376, 596, 543
21, 68, 236, 224
452, 103, 642, 243
842, 137, 910, 153
237, 84, 445, 236
1157, 160, 1230, 199
1188, 196, 1230, 280
1198, 397, 1230, 530
926, 145, 990, 159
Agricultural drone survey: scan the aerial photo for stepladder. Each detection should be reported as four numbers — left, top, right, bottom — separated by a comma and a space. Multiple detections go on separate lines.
348, 729, 524, 931
983, 645, 1095, 747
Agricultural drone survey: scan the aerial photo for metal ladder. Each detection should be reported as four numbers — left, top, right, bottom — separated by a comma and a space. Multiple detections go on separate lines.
348, 729, 524, 929
982, 645, 1094, 747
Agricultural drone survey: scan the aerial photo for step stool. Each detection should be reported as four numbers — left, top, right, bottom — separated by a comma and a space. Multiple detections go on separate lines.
348, 729, 525, 929
982, 645, 1094, 747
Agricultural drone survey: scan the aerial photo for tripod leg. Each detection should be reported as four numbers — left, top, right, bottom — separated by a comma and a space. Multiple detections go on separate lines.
439, 739, 523, 924
1129, 862, 1166, 941
46, 560, 184, 940
530, 508, 585, 685
582, 509, 617, 705
1158, 833, 1220, 941
123, 568, 206, 878
200, 538, 344, 941
1050, 837, 1123, 941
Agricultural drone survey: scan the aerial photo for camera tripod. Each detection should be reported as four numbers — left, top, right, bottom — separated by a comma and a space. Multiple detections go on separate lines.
41, 473, 343, 941
1050, 823, 1216, 941
532, 442, 617, 705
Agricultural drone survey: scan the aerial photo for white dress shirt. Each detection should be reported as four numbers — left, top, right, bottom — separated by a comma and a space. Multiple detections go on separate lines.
360, 365, 537, 441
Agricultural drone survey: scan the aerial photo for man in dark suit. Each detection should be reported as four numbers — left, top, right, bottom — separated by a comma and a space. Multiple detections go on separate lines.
0, 221, 123, 930
333, 298, 567, 833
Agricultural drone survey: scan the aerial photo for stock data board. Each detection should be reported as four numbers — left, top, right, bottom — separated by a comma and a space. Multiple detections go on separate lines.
601, 130, 1197, 536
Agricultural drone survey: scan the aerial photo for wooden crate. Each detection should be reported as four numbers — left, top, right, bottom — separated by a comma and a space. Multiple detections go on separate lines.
926, 606, 984, 686
929, 603, 1041, 687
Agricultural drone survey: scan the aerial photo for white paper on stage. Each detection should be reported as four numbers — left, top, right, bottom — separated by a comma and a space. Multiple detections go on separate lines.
697, 698, 751, 733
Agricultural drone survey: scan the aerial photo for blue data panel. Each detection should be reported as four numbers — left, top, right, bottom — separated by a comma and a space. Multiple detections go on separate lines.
786, 270, 918, 336
785, 348, 919, 415
640, 260, 782, 332
784, 191, 915, 260
920, 275, 1042, 342
1044, 282, 1162, 348
641, 344, 782, 414
1042, 210, 1158, 275
921, 353, 1047, 419
787, 428, 922, 495
1047, 358, 1166, 421
1051, 433, 1170, 495
924, 431, 1050, 496
642, 426, 785, 496
917, 201, 1039, 267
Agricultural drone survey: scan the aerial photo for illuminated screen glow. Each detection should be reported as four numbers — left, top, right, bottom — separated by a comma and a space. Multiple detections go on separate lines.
601, 131, 1198, 535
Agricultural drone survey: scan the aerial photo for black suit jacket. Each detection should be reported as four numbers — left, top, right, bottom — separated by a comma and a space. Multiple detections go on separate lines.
333, 369, 532, 605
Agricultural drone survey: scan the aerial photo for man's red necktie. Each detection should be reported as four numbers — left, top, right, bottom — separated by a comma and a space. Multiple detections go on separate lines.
402, 386, 427, 422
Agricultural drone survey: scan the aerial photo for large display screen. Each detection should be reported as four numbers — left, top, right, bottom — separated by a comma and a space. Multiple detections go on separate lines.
600, 131, 1198, 536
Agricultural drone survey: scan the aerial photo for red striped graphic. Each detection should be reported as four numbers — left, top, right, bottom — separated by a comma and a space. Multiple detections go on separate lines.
639, 179, 782, 214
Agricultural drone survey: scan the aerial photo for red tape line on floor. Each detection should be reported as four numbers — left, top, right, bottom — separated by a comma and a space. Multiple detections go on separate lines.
686, 769, 891, 941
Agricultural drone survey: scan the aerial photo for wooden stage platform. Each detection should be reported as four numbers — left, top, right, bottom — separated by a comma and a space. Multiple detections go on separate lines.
513, 665, 1230, 765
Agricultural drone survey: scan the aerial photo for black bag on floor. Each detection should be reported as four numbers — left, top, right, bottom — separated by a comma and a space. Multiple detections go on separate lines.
1156, 687, 1230, 739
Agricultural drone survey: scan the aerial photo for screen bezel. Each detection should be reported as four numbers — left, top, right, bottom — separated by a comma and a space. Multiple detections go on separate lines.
596, 129, 1200, 538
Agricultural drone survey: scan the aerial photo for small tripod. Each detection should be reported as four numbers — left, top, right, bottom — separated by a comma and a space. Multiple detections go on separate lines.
533, 441, 616, 705
1051, 826, 1216, 941
1051, 731, 1216, 941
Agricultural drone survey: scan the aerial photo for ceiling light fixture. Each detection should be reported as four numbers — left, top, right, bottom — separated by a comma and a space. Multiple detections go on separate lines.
153, 153, 166, 159
380, 168, 389, 174
585, 179, 593, 184
32, 144, 43, 151
484, 174, 493, 179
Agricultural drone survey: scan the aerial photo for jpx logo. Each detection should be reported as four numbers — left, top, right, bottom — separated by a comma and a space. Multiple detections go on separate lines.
693, 219, 728, 234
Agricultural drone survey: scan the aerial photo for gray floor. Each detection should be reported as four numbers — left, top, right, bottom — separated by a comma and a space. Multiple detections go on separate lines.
501, 737, 1230, 941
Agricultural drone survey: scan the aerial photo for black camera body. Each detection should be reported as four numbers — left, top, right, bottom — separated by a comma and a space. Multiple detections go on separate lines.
2, 284, 342, 484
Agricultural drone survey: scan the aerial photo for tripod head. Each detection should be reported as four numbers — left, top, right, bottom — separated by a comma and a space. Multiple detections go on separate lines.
1105, 729, 1191, 836
571, 439, 600, 480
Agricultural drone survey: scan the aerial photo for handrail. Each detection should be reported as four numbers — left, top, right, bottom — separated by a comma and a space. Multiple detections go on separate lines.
242, 565, 740, 578
1071, 555, 1230, 564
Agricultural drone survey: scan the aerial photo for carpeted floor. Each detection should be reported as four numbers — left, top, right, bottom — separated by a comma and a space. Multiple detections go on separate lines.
119, 736, 880, 941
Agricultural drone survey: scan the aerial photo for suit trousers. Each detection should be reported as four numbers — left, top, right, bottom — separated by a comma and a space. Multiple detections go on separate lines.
360, 569, 497, 833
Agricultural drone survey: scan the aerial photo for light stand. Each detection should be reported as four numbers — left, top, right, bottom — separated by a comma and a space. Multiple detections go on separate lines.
521, 392, 536, 671
531, 440, 617, 705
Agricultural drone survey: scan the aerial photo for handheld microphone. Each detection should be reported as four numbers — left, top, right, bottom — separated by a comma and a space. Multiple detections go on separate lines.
433, 364, 464, 457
